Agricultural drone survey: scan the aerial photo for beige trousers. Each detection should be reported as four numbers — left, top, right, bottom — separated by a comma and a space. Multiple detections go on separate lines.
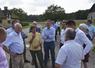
10, 54, 24, 68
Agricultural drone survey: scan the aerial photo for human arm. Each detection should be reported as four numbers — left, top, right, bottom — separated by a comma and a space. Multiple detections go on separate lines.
79, 32, 93, 55
21, 32, 27, 39
55, 46, 67, 68
28, 33, 35, 44
3, 46, 10, 54
48, 28, 55, 39
42, 29, 47, 40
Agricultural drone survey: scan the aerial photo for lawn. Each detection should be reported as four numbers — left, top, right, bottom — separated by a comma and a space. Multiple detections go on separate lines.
22, 20, 95, 29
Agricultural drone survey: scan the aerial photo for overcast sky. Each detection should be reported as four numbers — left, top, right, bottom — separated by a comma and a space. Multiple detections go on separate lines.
0, 0, 94, 15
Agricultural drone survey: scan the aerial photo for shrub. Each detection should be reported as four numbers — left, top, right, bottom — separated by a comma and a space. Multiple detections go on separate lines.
21, 22, 29, 26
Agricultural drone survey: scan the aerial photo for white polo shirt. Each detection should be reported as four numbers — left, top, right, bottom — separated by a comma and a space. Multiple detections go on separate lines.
75, 28, 93, 55
56, 40, 83, 68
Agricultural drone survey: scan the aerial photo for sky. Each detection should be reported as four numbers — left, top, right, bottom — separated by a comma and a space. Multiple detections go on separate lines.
0, 0, 94, 15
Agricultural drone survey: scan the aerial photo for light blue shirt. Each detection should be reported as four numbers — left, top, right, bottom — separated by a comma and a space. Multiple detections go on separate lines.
0, 44, 9, 68
87, 24, 95, 39
42, 27, 55, 42
52, 23, 59, 30
6, 27, 14, 35
3, 31, 24, 54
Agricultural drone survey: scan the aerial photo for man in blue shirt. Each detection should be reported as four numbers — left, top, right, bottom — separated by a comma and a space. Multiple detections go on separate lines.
86, 20, 95, 40
7, 20, 29, 63
42, 20, 55, 68
4, 23, 24, 68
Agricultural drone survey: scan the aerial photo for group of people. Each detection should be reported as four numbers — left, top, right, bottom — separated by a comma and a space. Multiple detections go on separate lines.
0, 19, 94, 68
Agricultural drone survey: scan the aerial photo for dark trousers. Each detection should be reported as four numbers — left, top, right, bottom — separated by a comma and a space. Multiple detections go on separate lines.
30, 50, 44, 68
44, 41, 55, 68
60, 43, 63, 48
55, 27, 61, 41
23, 44, 27, 61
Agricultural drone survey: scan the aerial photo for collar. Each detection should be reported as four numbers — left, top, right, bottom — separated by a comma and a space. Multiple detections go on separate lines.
12, 31, 21, 36
46, 26, 52, 30
75, 28, 80, 32
64, 40, 74, 44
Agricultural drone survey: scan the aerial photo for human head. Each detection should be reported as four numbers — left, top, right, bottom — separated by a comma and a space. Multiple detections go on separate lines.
61, 20, 67, 29
30, 25, 36, 33
32, 21, 37, 27
46, 19, 52, 28
64, 28, 76, 41
66, 20, 76, 29
86, 20, 93, 25
0, 27, 6, 43
11, 19, 20, 28
14, 23, 22, 33
79, 23, 89, 34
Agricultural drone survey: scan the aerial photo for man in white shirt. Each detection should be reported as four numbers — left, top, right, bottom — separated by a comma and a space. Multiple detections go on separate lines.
65, 20, 93, 56
60, 20, 67, 48
55, 28, 83, 68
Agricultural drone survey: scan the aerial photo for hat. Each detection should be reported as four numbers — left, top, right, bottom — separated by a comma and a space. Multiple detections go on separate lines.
79, 23, 88, 30
33, 21, 37, 24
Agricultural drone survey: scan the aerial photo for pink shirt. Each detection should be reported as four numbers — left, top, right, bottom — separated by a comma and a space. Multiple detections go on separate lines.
0, 44, 8, 68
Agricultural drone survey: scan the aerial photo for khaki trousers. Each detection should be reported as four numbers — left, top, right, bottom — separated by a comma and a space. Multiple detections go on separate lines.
10, 54, 24, 68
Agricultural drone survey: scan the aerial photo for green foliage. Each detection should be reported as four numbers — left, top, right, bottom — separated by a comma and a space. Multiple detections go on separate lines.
21, 22, 29, 26
43, 5, 65, 21
65, 10, 89, 20
7, 5, 90, 22
10, 8, 27, 21
92, 46, 95, 52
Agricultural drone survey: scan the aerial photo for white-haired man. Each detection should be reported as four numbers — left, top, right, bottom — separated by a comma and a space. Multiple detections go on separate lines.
3, 23, 24, 68
79, 23, 92, 68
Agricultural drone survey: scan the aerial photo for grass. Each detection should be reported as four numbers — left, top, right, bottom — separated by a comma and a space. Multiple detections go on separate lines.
22, 20, 95, 29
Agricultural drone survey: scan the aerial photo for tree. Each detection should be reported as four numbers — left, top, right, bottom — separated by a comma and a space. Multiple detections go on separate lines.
43, 5, 65, 21
10, 8, 27, 21
75, 10, 89, 19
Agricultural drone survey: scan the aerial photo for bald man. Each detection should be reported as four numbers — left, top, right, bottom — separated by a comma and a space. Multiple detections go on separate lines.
55, 28, 83, 68
3, 23, 24, 68
0, 27, 9, 68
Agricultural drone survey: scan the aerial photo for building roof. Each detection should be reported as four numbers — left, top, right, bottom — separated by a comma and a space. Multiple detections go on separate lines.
89, 4, 95, 13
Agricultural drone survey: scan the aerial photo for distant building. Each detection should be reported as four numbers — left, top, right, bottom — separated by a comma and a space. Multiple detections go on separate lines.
0, 7, 12, 28
88, 4, 95, 20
